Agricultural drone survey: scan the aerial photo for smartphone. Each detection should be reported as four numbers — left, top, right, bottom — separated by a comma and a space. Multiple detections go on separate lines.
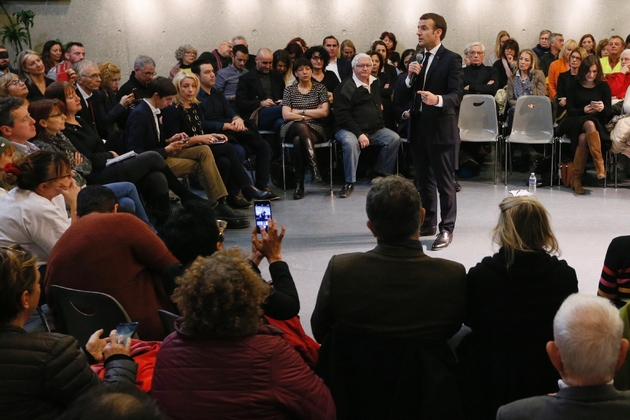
212, 138, 227, 144
275, 100, 282, 105
590, 101, 599, 105
254, 200, 272, 233
115, 322, 138, 345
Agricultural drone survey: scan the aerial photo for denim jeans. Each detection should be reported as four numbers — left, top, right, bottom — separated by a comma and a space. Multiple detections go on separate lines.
335, 128, 401, 183
104, 182, 155, 232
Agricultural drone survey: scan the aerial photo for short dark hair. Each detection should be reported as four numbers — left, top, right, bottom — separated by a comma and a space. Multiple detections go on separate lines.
578, 55, 603, 85
273, 49, 291, 71
190, 59, 212, 76
284, 42, 304, 60
304, 46, 330, 70
148, 76, 176, 98
64, 41, 83, 54
161, 201, 220, 266
292, 57, 313, 76
233, 44, 249, 57
0, 96, 24, 128
380, 31, 398, 50
322, 35, 338, 46
366, 176, 422, 241
500, 39, 520, 60
369, 51, 384, 73
77, 185, 118, 217
420, 13, 448, 41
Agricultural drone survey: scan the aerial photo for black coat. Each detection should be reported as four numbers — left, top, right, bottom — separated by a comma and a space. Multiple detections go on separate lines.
235, 70, 285, 118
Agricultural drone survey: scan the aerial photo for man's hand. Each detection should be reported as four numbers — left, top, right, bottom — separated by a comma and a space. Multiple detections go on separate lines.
73, 152, 83, 166
85, 329, 107, 362
464, 85, 470, 91
252, 218, 285, 264
417, 90, 439, 106
260, 98, 275, 108
232, 117, 246, 131
408, 61, 421, 79
119, 93, 134, 107
167, 132, 188, 143
358, 133, 370, 149
103, 329, 132, 360
165, 140, 188, 153
487, 80, 495, 85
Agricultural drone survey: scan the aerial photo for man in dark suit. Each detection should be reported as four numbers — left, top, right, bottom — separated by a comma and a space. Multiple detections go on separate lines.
234, 48, 285, 132
125, 76, 248, 228
497, 294, 630, 419
396, 12, 463, 250
311, 175, 466, 418
323, 35, 352, 82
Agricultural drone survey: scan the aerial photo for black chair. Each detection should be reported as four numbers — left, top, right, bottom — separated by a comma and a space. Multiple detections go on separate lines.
158, 309, 178, 337
49, 285, 137, 344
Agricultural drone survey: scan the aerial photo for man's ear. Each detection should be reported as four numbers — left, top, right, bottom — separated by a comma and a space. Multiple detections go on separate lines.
19, 289, 30, 310
546, 341, 564, 375
616, 338, 630, 372
0, 125, 12, 138
366, 220, 377, 238
216, 241, 224, 251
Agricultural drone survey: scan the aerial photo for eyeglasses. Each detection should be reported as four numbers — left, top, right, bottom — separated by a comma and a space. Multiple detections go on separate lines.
311, 55, 323, 61
468, 51, 484, 56
45, 170, 75, 182
7, 79, 26, 87
570, 56, 582, 61
355, 64, 371, 68
47, 113, 65, 119
83, 73, 101, 79
142, 71, 157, 76
109, 78, 121, 83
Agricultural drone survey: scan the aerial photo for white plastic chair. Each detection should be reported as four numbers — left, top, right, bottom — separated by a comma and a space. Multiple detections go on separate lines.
458, 94, 500, 184
504, 96, 555, 185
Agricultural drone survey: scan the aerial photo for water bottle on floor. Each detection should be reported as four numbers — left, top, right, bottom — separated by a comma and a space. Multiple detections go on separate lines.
528, 173, 537, 194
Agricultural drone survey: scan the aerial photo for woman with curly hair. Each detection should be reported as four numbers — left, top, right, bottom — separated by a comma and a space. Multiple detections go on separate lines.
169, 44, 197, 80
457, 196, 578, 420
151, 245, 335, 420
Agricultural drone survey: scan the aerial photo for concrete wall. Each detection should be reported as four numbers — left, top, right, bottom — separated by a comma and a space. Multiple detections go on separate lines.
3, 0, 627, 77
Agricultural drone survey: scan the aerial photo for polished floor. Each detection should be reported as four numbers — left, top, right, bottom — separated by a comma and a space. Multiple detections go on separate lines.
224, 164, 630, 337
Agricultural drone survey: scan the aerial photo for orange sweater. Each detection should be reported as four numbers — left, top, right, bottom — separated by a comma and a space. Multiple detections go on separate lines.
548, 59, 569, 100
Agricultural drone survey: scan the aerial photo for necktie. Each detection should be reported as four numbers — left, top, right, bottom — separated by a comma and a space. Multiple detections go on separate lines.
86, 96, 97, 133
419, 51, 431, 90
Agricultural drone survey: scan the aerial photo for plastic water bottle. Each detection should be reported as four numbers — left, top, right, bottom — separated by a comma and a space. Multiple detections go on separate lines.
528, 173, 537, 194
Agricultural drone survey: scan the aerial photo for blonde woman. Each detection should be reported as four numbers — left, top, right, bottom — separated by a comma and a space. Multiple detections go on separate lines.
457, 196, 578, 420
17, 50, 54, 101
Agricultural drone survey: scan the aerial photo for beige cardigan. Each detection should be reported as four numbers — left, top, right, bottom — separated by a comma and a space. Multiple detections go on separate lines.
507, 69, 547, 107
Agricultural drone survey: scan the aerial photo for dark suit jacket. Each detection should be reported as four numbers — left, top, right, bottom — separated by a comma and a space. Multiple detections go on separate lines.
337, 58, 352, 81
394, 44, 463, 145
235, 70, 285, 118
124, 100, 167, 157
496, 384, 630, 419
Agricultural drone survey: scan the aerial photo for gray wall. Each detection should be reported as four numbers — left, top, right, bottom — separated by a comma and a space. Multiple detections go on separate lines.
3, 0, 627, 76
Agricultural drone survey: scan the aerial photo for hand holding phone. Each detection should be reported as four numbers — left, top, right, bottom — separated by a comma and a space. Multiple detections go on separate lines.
251, 216, 285, 264
254, 200, 271, 233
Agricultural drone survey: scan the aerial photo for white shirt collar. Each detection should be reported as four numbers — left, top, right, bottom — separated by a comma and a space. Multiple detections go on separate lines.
143, 98, 161, 115
77, 84, 92, 101
425, 43, 441, 56
352, 73, 377, 89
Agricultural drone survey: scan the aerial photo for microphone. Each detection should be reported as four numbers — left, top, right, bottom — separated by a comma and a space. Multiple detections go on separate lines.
409, 52, 424, 85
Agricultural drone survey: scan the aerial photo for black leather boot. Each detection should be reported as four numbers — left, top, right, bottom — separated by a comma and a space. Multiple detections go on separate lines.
305, 138, 322, 182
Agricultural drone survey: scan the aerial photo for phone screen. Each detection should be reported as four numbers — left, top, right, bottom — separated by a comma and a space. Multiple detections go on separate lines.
254, 200, 272, 233
115, 322, 138, 345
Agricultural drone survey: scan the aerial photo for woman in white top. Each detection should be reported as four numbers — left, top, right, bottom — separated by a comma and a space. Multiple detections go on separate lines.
0, 150, 79, 267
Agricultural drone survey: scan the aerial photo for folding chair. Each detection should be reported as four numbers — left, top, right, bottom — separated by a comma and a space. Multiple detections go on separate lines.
504, 96, 555, 186
281, 140, 335, 193
49, 285, 137, 344
458, 94, 501, 184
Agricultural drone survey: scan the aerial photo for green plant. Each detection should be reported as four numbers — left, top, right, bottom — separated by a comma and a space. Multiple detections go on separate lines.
0, 3, 35, 54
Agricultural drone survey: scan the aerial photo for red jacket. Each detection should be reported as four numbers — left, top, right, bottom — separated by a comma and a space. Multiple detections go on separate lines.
151, 323, 335, 420
608, 72, 630, 99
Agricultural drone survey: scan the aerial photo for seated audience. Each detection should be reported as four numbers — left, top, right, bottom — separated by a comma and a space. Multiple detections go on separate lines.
556, 47, 588, 121
533, 29, 551, 58
548, 39, 577, 100
191, 60, 275, 200
304, 45, 339, 98
231, 35, 256, 71
162, 71, 274, 208
46, 41, 85, 81
116, 55, 156, 128
598, 236, 630, 308
486, 30, 510, 65
168, 44, 197, 80
580, 33, 597, 56
284, 41, 305, 65
457, 196, 578, 420
323, 35, 352, 82
235, 48, 285, 133
493, 38, 519, 88
539, 33, 564, 76
311, 176, 466, 419
273, 48, 294, 86
40, 40, 63, 73
0, 97, 40, 157
380, 31, 400, 67
0, 151, 79, 267
151, 246, 335, 420
45, 185, 179, 341
215, 44, 249, 105
558, 55, 612, 194
0, 72, 29, 101
601, 36, 624, 76
369, 50, 396, 130
0, 138, 15, 196
124, 76, 249, 228
91, 61, 134, 140
0, 245, 137, 420
17, 50, 54, 102
280, 57, 330, 199
462, 42, 499, 95
0, 45, 12, 76
339, 39, 356, 60
496, 294, 630, 420
598, 38, 610, 58
397, 48, 416, 74
607, 49, 630, 98
288, 37, 309, 52
161, 204, 299, 320
197, 40, 232, 72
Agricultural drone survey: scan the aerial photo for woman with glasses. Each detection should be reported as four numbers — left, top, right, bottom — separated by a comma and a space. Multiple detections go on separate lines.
169, 44, 198, 80
17, 50, 54, 102
0, 244, 137, 420
280, 58, 330, 199
303, 46, 338, 100
0, 73, 29, 100
493, 38, 519, 89
547, 39, 578, 101
555, 47, 588, 121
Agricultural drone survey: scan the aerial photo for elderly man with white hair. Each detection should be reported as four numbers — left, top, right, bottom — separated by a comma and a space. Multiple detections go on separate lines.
496, 294, 630, 419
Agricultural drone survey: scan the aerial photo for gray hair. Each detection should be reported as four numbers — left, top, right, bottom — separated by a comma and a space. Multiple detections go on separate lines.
554, 294, 623, 384
621, 49, 630, 60
465, 42, 485, 53
232, 35, 247, 46
366, 175, 421, 241
134, 55, 156, 70
73, 59, 98, 77
550, 33, 563, 43
351, 53, 373, 68
175, 44, 196, 62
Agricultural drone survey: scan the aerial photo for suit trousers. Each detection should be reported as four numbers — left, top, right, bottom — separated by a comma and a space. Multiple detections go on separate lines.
411, 140, 457, 233
166, 145, 227, 201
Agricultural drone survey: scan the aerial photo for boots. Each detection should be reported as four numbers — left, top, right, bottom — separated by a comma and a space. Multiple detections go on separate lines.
294, 167, 305, 200
572, 146, 589, 195
586, 131, 606, 179
305, 138, 322, 182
